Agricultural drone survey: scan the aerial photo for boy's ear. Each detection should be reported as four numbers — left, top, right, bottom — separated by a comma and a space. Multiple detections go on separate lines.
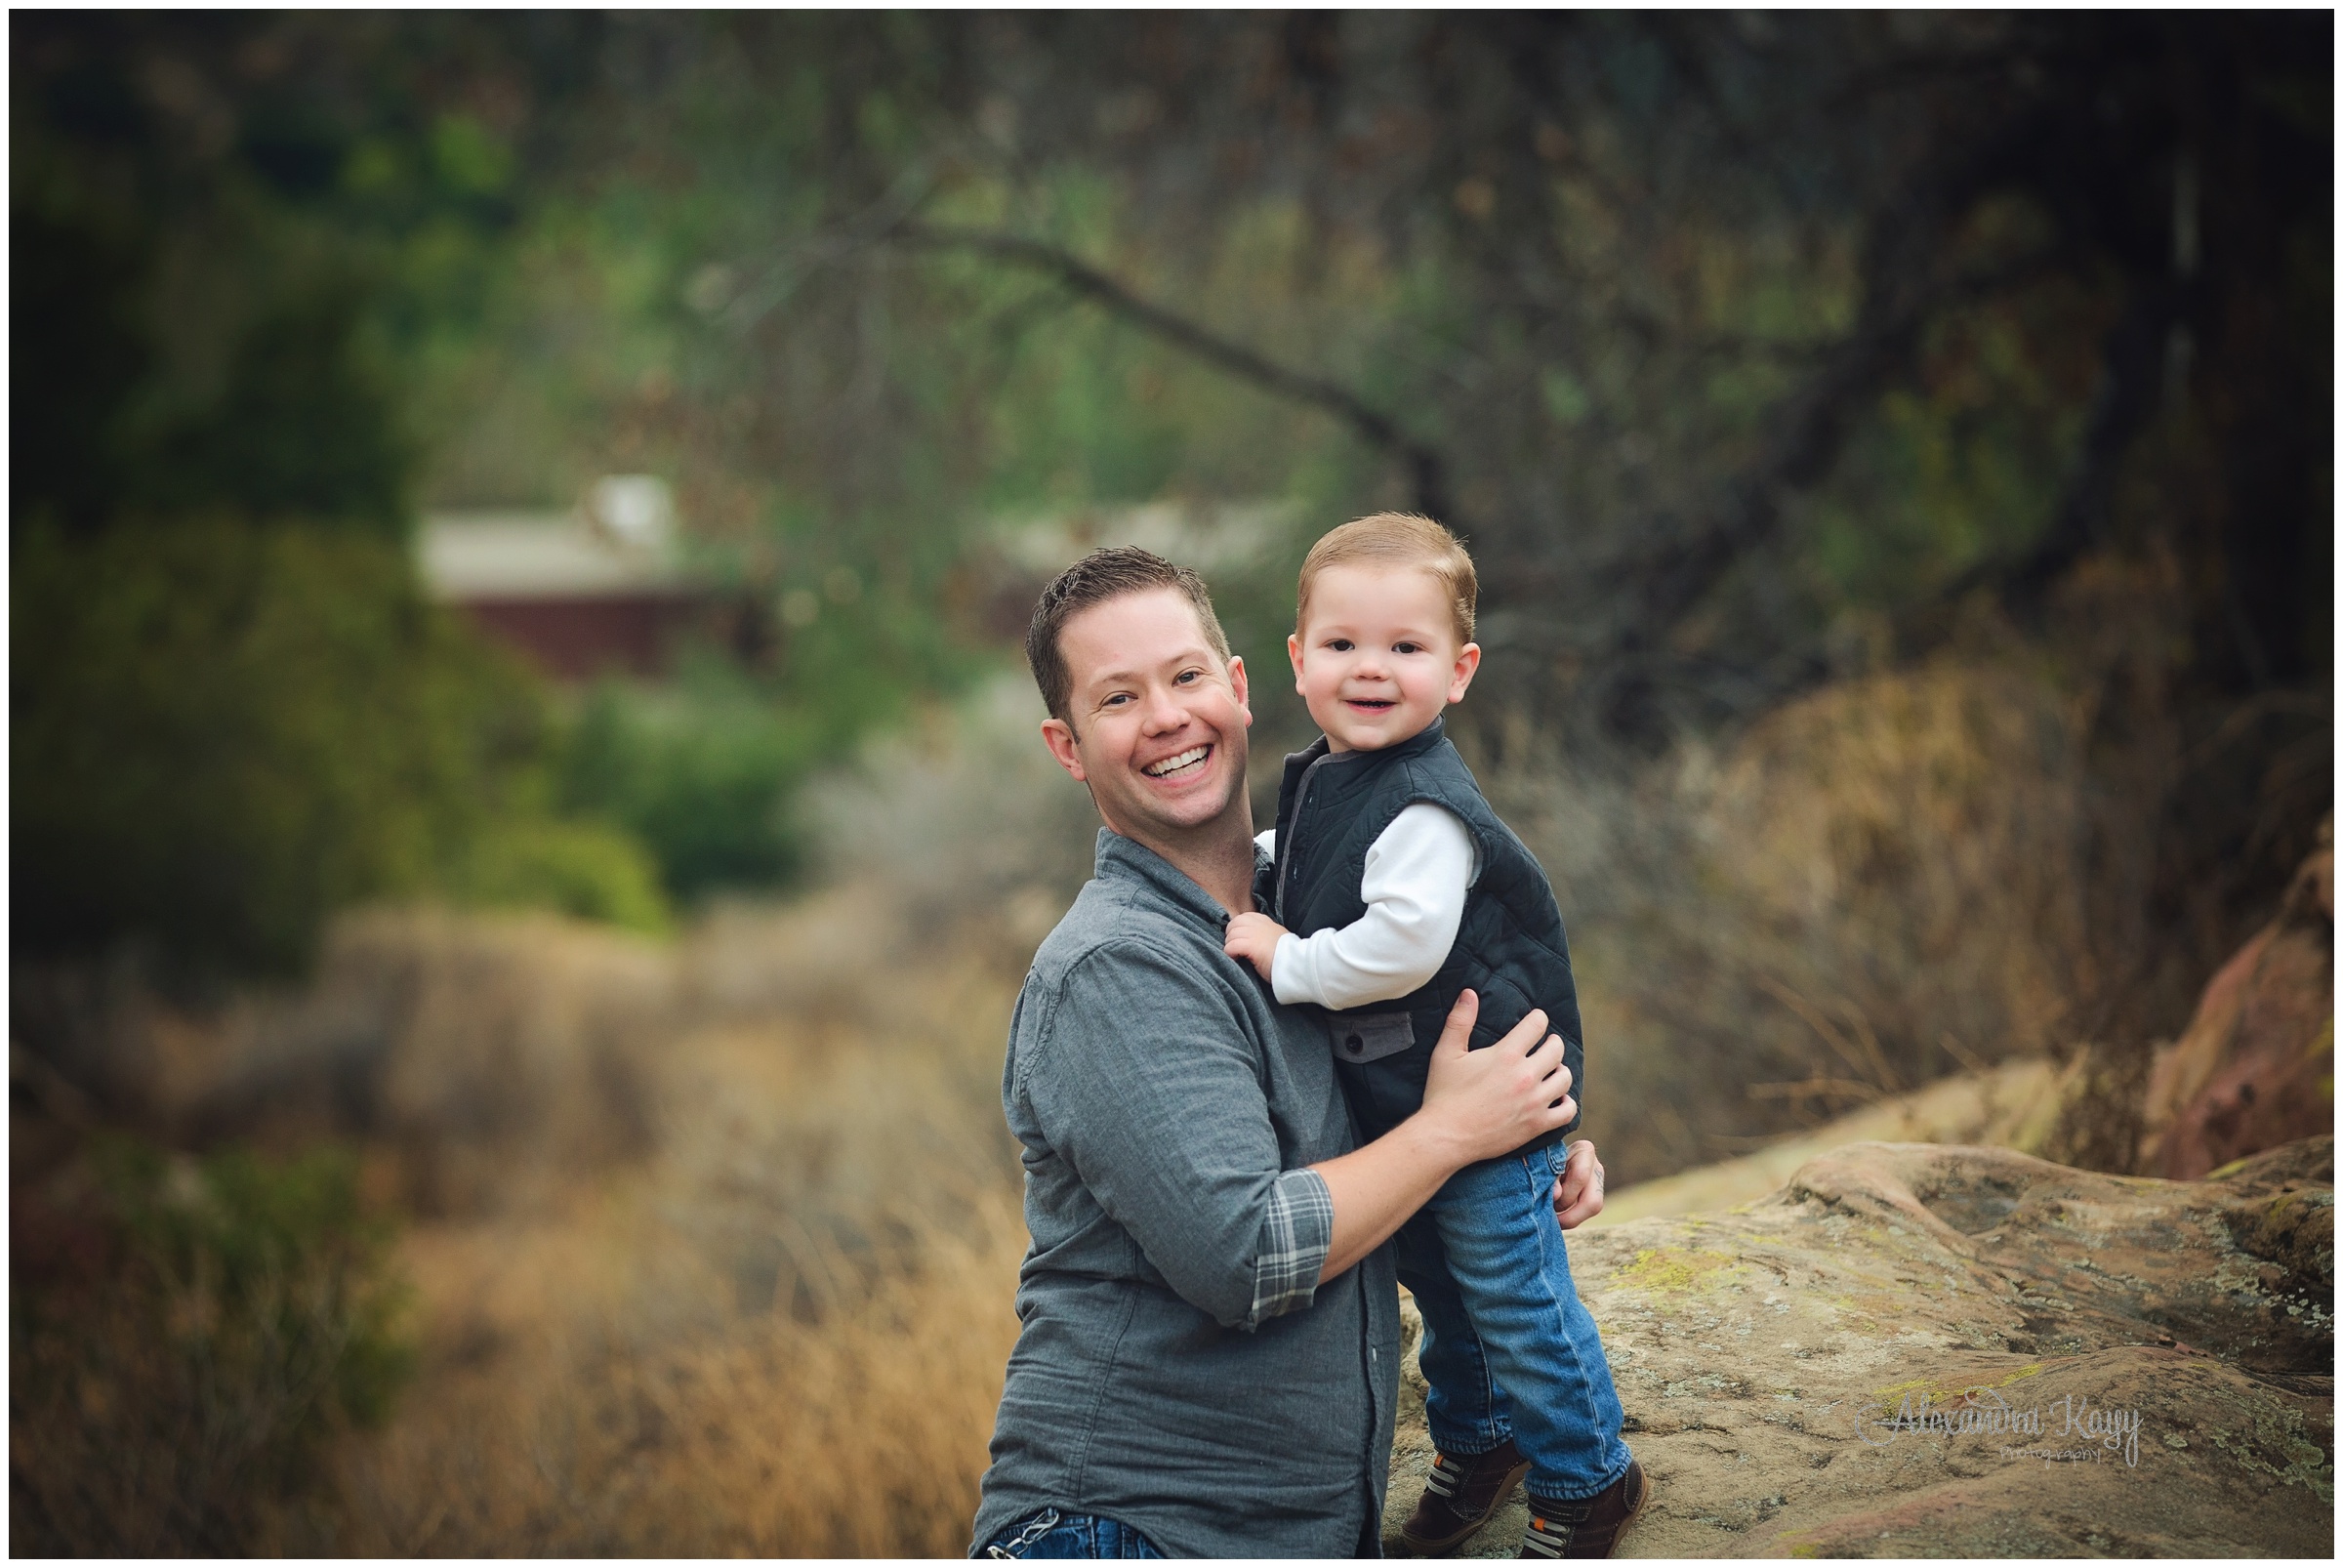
1040, 717, 1087, 783
1447, 642, 1482, 704
1287, 632, 1305, 689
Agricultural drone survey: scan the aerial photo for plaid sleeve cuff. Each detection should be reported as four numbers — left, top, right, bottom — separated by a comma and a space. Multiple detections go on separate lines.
1247, 1168, 1335, 1329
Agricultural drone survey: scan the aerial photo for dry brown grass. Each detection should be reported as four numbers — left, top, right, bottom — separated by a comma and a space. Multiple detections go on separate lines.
308, 907, 1032, 1555
1487, 566, 2227, 1183
1485, 655, 2117, 1181
332, 1178, 1026, 1555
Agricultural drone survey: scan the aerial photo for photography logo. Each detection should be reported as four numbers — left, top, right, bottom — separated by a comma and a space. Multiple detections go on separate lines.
1854, 1385, 2144, 1467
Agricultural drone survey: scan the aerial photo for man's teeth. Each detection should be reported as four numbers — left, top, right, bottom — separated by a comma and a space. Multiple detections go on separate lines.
1144, 746, 1210, 778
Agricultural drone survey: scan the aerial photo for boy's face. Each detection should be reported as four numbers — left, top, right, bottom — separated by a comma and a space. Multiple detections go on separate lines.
1041, 586, 1254, 846
1287, 563, 1480, 753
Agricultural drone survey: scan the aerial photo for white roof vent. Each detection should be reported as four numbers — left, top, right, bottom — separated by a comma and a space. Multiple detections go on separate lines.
586, 475, 676, 554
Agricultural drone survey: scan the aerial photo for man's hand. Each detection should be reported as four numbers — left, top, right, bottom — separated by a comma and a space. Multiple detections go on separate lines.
1415, 991, 1577, 1167
1223, 911, 1289, 983
1308, 990, 1579, 1281
1553, 1138, 1606, 1230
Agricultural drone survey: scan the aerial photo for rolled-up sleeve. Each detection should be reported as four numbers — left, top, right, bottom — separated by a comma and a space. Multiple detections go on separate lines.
1020, 940, 1332, 1331
1251, 1167, 1334, 1324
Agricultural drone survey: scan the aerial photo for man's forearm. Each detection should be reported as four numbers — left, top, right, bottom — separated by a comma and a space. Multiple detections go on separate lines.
1308, 1112, 1471, 1280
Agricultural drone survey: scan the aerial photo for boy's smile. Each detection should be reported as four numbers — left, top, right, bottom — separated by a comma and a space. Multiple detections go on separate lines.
1289, 563, 1480, 753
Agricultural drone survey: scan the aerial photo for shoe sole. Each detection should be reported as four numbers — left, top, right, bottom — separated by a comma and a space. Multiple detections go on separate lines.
1394, 1458, 1532, 1556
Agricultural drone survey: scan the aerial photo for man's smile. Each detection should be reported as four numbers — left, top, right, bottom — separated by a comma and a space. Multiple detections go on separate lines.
1141, 743, 1213, 778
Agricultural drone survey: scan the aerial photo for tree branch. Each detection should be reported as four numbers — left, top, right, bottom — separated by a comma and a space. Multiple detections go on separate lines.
1945, 276, 2187, 609
890, 220, 1459, 522
1587, 105, 2072, 652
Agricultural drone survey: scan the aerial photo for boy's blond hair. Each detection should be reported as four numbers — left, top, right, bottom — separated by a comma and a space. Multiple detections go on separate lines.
1296, 512, 1477, 645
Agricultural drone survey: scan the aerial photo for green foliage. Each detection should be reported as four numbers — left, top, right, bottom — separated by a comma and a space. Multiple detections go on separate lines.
9, 22, 694, 968
555, 670, 817, 902
133, 273, 416, 539
11, 1136, 414, 1552
11, 517, 548, 975
94, 1137, 416, 1429
14, 86, 430, 540
455, 815, 674, 934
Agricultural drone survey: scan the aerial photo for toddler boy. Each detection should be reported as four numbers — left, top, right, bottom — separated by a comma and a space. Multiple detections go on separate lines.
1223, 513, 1644, 1558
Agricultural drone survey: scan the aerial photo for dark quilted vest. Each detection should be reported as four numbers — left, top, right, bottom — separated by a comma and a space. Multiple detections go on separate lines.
1258, 718, 1583, 1151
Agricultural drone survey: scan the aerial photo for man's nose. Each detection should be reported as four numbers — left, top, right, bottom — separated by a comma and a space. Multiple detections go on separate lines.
1139, 684, 1189, 733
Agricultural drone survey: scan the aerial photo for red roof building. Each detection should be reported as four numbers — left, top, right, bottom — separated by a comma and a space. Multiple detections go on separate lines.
419, 477, 710, 681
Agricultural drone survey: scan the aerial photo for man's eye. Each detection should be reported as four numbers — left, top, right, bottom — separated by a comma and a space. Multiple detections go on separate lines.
1102, 692, 1131, 707
1174, 669, 1199, 684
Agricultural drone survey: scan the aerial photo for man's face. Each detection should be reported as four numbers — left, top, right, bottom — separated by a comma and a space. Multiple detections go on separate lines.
1041, 587, 1253, 847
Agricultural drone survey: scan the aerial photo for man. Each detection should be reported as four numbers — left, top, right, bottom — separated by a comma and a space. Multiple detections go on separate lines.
972, 548, 1608, 1559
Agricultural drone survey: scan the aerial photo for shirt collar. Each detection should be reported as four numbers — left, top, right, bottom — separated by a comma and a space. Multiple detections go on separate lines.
1093, 826, 1240, 928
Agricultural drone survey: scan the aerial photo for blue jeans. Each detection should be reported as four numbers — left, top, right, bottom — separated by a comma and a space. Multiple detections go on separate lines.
979, 1508, 1167, 1559
1396, 1140, 1633, 1503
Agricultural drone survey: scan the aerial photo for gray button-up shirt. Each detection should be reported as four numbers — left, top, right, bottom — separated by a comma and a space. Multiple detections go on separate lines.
972, 830, 1402, 1558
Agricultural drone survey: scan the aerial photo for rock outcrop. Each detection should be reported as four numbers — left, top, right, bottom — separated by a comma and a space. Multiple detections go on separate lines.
1387, 1136, 2333, 1557
1584, 1057, 2071, 1231
2142, 828, 2334, 1178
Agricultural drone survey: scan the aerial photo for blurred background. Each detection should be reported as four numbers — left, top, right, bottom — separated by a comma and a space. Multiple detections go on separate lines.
11, 12, 2330, 1554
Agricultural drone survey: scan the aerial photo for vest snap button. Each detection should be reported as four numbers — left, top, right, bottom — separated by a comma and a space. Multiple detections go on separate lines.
1345, 1034, 1363, 1053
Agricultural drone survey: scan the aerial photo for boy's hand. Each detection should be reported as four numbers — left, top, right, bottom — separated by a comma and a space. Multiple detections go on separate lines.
1223, 912, 1289, 982
1553, 1138, 1606, 1230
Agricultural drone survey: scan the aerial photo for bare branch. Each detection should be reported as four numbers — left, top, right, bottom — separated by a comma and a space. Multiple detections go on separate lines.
1584, 105, 2074, 653
1941, 276, 2186, 610
890, 220, 1459, 522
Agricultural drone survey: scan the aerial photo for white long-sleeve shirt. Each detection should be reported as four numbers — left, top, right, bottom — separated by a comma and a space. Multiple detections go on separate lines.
1254, 802, 1481, 1012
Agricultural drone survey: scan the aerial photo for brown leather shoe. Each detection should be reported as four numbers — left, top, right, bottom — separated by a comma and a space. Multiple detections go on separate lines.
1394, 1436, 1530, 1555
1519, 1460, 1649, 1558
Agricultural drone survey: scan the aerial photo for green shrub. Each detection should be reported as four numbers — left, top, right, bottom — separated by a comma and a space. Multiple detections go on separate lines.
11, 517, 549, 976
456, 815, 674, 934
11, 1137, 414, 1553
555, 675, 816, 902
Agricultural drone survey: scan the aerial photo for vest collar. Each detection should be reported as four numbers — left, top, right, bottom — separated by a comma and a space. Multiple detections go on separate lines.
1289, 714, 1451, 777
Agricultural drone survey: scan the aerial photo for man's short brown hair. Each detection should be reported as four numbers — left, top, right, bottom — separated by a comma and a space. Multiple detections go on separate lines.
1026, 545, 1232, 726
1296, 512, 1477, 645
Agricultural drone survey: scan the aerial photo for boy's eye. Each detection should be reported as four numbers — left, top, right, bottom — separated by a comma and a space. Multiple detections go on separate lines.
1327, 639, 1353, 652
1393, 641, 1422, 655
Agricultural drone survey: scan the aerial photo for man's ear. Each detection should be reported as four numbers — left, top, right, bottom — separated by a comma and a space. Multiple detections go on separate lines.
1447, 642, 1483, 704
1287, 632, 1306, 692
1040, 716, 1087, 783
1228, 653, 1254, 726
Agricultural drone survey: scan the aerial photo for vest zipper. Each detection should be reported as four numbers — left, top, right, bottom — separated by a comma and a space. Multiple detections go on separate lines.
1275, 748, 1343, 924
